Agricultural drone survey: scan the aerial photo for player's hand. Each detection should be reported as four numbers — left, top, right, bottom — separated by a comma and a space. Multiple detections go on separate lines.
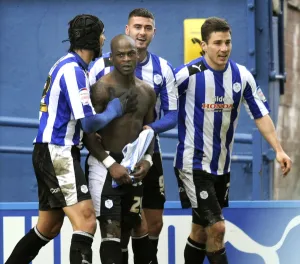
276, 151, 292, 176
95, 133, 102, 143
108, 163, 132, 185
143, 125, 153, 130
131, 160, 151, 182
119, 90, 138, 114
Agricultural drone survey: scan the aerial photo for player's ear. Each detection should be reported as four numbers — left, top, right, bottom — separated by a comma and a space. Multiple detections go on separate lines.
201, 40, 207, 53
152, 28, 156, 39
125, 25, 129, 35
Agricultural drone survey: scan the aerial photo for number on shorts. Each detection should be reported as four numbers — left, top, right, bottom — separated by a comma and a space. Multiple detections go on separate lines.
159, 175, 164, 195
130, 196, 142, 213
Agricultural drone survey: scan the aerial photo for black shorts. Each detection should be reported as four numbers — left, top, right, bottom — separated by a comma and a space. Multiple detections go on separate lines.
142, 152, 166, 210
33, 143, 91, 211
174, 168, 230, 227
86, 153, 143, 228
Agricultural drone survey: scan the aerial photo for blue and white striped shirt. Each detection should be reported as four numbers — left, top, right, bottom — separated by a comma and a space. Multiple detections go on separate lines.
174, 57, 270, 175
89, 52, 178, 152
34, 52, 96, 146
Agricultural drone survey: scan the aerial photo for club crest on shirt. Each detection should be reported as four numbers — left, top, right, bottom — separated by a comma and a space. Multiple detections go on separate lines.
79, 88, 90, 106
153, 74, 163, 85
233, 82, 241, 93
257, 87, 267, 102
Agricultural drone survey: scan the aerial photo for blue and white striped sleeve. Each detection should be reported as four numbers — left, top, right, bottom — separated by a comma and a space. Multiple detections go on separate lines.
61, 65, 96, 120
242, 70, 270, 119
88, 57, 106, 85
175, 64, 189, 97
160, 61, 178, 111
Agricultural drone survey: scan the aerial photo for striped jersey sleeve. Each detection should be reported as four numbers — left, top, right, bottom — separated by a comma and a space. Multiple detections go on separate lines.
241, 68, 270, 119
160, 60, 178, 110
174, 64, 190, 97
60, 64, 95, 120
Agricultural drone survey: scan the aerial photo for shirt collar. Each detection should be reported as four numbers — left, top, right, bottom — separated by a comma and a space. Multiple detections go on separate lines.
71, 52, 89, 71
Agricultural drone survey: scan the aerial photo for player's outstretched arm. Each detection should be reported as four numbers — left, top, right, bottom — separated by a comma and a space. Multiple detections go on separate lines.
147, 63, 178, 133
255, 114, 292, 176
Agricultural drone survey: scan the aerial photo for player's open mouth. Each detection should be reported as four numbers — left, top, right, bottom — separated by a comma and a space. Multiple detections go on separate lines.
137, 38, 146, 42
218, 56, 228, 61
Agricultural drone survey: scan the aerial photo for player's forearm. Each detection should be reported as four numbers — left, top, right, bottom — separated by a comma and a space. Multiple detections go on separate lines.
254, 114, 283, 153
148, 110, 178, 134
80, 98, 123, 133
82, 133, 109, 162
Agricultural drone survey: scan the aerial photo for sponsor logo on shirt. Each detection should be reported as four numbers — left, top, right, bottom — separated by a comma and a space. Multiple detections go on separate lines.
202, 96, 234, 112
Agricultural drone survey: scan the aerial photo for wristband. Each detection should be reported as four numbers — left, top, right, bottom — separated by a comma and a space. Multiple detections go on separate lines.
143, 154, 153, 167
102, 156, 116, 169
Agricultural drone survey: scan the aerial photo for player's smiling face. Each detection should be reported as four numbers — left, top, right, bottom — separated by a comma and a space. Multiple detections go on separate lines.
201, 31, 232, 71
125, 16, 156, 51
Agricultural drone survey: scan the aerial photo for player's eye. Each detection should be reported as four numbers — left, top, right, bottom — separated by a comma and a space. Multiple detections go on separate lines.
128, 51, 136, 57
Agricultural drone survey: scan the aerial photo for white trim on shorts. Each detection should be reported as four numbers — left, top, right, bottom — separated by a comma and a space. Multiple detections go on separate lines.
177, 169, 198, 208
87, 155, 108, 217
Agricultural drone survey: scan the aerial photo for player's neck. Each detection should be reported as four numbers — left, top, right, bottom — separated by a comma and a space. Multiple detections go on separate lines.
74, 49, 94, 65
204, 55, 226, 71
137, 49, 148, 63
112, 70, 135, 87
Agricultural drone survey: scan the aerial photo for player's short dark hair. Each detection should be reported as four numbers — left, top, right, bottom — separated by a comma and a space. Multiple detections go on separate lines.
201, 17, 231, 43
128, 8, 155, 21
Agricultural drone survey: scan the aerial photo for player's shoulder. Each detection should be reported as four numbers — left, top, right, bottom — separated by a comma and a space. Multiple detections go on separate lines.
229, 60, 249, 74
93, 72, 111, 87
90, 74, 112, 101
175, 56, 205, 77
136, 76, 150, 88
149, 52, 168, 63
149, 52, 174, 70
136, 77, 155, 94
55, 53, 77, 69
229, 60, 253, 81
57, 53, 86, 78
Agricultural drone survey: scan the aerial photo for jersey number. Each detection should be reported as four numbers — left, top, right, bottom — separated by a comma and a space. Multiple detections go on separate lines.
130, 196, 142, 214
